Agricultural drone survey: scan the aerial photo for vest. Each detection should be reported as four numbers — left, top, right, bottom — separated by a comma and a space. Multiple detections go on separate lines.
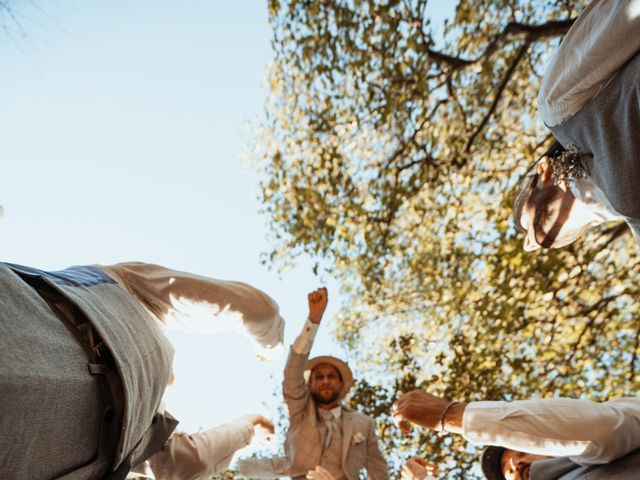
550, 50, 640, 219
3, 263, 177, 477
531, 447, 640, 479
319, 414, 347, 480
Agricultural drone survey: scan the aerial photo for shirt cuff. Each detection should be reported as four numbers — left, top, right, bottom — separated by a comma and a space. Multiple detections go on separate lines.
462, 401, 508, 446
291, 319, 319, 355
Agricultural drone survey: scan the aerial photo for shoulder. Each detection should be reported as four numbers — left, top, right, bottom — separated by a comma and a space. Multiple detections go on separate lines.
344, 408, 376, 428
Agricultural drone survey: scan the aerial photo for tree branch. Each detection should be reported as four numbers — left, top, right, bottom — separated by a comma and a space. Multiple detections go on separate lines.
423, 18, 575, 70
465, 41, 530, 153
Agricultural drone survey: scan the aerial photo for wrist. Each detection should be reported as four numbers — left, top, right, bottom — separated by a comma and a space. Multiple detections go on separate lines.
440, 402, 466, 434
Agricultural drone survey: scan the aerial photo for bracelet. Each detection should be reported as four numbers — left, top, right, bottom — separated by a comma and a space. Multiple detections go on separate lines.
438, 401, 459, 434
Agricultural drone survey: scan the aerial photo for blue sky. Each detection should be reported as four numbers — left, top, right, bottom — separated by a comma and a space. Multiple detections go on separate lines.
0, 0, 345, 442
1, 0, 455, 464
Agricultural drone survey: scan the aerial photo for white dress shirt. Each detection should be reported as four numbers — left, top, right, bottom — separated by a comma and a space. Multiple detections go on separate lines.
292, 318, 320, 355
99, 262, 285, 359
128, 416, 256, 480
462, 397, 640, 465
538, 0, 640, 127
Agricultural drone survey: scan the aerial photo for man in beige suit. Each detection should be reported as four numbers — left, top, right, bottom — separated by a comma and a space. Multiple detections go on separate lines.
239, 287, 389, 480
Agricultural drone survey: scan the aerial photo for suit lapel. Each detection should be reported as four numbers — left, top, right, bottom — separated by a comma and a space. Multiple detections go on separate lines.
341, 409, 355, 465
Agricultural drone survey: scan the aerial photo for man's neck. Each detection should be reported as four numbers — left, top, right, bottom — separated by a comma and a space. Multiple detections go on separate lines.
317, 402, 341, 411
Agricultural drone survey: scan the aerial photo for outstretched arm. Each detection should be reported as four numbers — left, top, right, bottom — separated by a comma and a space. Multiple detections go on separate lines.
146, 414, 274, 480
99, 262, 284, 356
393, 390, 640, 465
392, 390, 466, 435
291, 287, 328, 355
284, 287, 328, 420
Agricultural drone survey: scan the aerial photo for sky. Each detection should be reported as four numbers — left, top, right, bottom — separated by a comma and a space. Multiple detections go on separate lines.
0, 0, 345, 448
1, 0, 454, 466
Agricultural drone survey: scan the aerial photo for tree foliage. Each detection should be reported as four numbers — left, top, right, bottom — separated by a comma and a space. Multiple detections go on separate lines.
255, 0, 640, 477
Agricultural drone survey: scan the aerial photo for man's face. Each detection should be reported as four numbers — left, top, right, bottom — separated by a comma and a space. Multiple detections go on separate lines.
518, 158, 601, 251
309, 363, 343, 406
501, 449, 550, 480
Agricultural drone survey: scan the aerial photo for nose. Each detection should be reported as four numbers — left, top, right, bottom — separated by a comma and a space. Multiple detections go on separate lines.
318, 376, 331, 386
523, 229, 541, 252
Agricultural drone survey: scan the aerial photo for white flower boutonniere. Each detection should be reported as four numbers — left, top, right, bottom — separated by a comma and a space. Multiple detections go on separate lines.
352, 432, 365, 445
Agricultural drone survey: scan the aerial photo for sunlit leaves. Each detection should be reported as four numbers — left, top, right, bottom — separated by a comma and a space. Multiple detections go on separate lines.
255, 1, 639, 477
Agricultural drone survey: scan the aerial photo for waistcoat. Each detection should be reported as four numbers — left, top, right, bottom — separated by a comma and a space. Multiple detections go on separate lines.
4, 263, 176, 474
531, 448, 640, 479
550, 51, 640, 219
319, 415, 347, 480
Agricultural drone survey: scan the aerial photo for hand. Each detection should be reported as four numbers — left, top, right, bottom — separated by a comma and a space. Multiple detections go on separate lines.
244, 413, 275, 445
306, 465, 335, 480
308, 287, 328, 324
392, 390, 450, 433
401, 456, 437, 480
245, 414, 275, 435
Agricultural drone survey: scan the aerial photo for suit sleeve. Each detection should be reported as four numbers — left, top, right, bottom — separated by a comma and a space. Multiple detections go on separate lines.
364, 417, 390, 480
99, 262, 285, 357
146, 417, 255, 480
283, 347, 312, 421
463, 397, 640, 465
537, 0, 640, 127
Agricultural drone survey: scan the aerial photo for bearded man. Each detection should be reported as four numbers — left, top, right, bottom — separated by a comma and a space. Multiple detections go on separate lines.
239, 287, 389, 480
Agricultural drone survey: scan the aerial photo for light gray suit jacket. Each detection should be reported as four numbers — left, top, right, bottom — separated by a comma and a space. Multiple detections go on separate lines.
239, 349, 389, 480
530, 447, 640, 479
551, 50, 640, 219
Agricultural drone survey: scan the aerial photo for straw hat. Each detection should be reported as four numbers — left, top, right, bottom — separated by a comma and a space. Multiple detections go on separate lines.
304, 355, 354, 400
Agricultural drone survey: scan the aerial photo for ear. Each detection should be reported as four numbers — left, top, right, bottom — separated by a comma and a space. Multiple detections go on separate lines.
537, 157, 554, 187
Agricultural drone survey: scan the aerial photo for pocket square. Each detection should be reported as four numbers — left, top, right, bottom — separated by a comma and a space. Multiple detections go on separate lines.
352, 432, 365, 445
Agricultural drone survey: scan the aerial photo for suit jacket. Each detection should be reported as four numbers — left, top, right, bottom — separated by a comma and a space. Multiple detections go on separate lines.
530, 447, 640, 479
238, 349, 389, 480
551, 49, 640, 219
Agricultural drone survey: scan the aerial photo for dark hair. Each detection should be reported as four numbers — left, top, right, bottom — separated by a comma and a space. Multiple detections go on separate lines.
481, 446, 506, 480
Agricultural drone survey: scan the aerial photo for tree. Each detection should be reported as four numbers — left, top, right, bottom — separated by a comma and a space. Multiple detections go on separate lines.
254, 0, 640, 477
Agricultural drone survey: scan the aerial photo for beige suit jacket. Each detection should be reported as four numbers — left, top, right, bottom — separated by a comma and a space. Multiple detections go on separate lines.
239, 349, 389, 480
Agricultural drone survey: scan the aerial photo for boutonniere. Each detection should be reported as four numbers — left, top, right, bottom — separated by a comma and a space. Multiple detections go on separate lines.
352, 432, 365, 445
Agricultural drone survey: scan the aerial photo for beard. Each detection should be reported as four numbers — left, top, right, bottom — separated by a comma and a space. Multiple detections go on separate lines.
311, 390, 341, 405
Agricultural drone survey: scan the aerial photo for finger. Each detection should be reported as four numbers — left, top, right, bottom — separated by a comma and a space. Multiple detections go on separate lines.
393, 397, 412, 418
393, 414, 411, 433
392, 397, 408, 413
394, 392, 414, 409
264, 421, 275, 434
